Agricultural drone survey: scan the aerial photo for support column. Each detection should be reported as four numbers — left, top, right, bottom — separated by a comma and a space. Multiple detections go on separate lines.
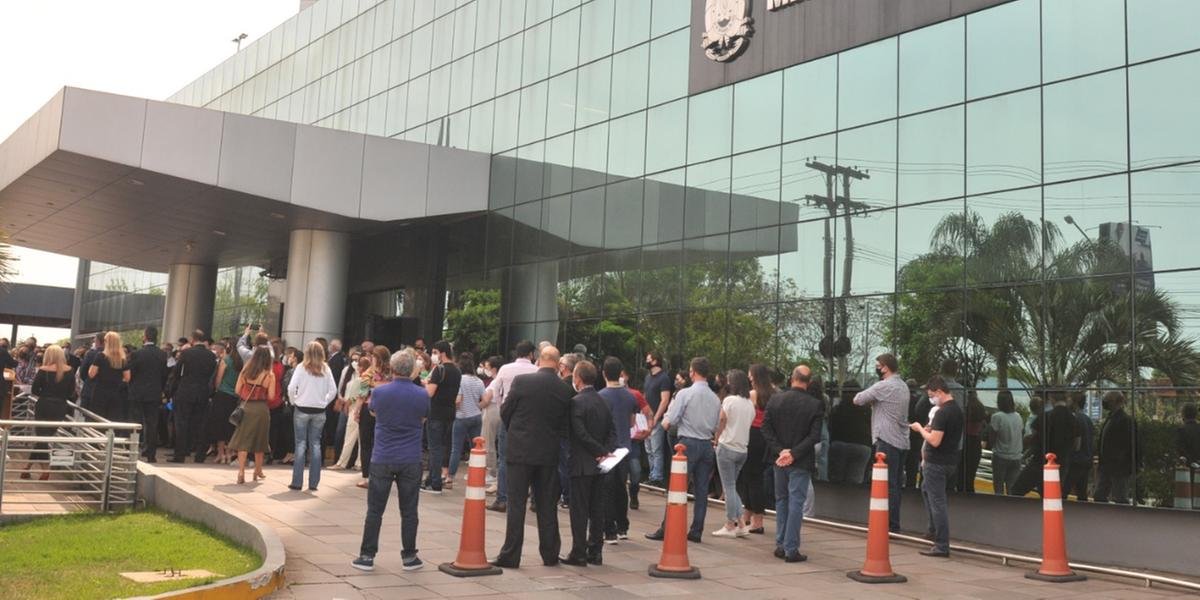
500, 261, 559, 351
69, 258, 90, 342
162, 263, 217, 344
282, 229, 350, 347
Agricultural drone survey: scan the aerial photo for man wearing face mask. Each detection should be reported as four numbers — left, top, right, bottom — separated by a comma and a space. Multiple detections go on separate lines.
910, 375, 964, 558
853, 353, 910, 533
561, 360, 616, 566
423, 340, 461, 493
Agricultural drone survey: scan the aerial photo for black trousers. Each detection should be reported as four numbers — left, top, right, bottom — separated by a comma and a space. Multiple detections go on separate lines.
269, 406, 292, 461
1066, 460, 1091, 501
359, 409, 376, 479
133, 401, 160, 459
496, 462, 561, 566
173, 387, 207, 460
568, 474, 605, 560
603, 459, 630, 536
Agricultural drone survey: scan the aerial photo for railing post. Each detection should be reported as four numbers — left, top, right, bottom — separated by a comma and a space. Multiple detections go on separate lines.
101, 429, 115, 512
0, 427, 9, 514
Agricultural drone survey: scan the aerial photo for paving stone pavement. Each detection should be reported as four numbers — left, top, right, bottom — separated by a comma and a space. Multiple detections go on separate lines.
154, 460, 1192, 599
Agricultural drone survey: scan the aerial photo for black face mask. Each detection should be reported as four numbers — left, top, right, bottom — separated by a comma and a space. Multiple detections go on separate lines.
645, 361, 654, 369
875, 368, 884, 380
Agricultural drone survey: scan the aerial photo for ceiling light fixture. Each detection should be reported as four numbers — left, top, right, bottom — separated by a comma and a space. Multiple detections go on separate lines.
213, 229, 227, 236
270, 212, 286, 219
128, 178, 144, 186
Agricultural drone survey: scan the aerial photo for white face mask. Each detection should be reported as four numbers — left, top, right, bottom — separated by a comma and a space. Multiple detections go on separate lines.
416, 359, 425, 373
431, 351, 440, 363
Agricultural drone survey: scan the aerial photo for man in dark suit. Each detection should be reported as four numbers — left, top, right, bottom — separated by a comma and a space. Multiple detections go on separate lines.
492, 345, 572, 568
128, 326, 168, 462
171, 329, 217, 463
1095, 391, 1137, 504
562, 360, 615, 566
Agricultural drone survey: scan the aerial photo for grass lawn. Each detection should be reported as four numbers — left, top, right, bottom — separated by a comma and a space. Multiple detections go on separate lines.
0, 510, 261, 599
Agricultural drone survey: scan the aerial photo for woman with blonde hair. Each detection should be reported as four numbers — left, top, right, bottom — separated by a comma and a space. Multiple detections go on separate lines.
286, 341, 338, 491
229, 346, 276, 484
87, 331, 130, 421
21, 344, 76, 480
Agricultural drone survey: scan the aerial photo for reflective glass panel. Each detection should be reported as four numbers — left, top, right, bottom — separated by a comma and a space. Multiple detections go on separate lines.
781, 134, 837, 223
546, 71, 577, 139
518, 81, 548, 145
608, 111, 647, 181
778, 219, 835, 301
1127, 0, 1200, 63
837, 121, 897, 210
898, 106, 964, 205
573, 122, 609, 191
1041, 0, 1125, 82
1129, 52, 1200, 170
896, 199, 966, 291
576, 58, 611, 128
782, 55, 836, 142
571, 188, 605, 248
580, 0, 615, 64
683, 235, 729, 308
966, 89, 1041, 195
651, 0, 689, 37
838, 38, 897, 129
838, 208, 896, 295
643, 169, 686, 245
1043, 174, 1131, 278
687, 87, 733, 165
685, 158, 731, 237
549, 8, 581, 76
899, 17, 964, 115
523, 21, 552, 84
967, 0, 1039, 100
493, 90, 521, 151
543, 132, 575, 197
731, 146, 782, 231
1131, 164, 1200, 273
611, 44, 650, 117
646, 99, 688, 174
966, 188, 1043, 285
1043, 71, 1127, 183
648, 29, 689, 106
729, 227, 780, 306
733, 72, 782, 154
613, 0, 651, 51
605, 179, 644, 249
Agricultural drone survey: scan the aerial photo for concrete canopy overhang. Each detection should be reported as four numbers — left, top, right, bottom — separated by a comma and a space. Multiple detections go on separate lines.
0, 87, 491, 273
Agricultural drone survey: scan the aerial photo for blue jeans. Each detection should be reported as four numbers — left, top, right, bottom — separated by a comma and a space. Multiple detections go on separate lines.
660, 437, 715, 537
359, 462, 421, 558
874, 439, 907, 532
291, 411, 326, 490
921, 461, 955, 553
448, 415, 482, 477
646, 424, 666, 482
496, 425, 508, 502
426, 418, 451, 489
716, 446, 747, 523
773, 465, 811, 555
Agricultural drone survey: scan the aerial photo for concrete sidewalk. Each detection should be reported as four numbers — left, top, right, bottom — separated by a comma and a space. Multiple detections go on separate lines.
152, 460, 1188, 599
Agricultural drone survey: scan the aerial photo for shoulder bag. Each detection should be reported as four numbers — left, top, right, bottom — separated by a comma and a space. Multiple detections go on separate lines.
228, 378, 263, 427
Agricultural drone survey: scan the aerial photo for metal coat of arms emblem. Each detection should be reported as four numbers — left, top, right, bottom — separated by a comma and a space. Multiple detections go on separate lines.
701, 0, 753, 62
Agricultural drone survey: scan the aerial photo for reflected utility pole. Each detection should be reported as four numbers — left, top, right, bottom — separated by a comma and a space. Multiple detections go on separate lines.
804, 159, 869, 384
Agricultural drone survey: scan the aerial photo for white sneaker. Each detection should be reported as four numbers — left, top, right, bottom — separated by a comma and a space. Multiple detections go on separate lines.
711, 527, 738, 538
485, 484, 498, 495
734, 525, 750, 538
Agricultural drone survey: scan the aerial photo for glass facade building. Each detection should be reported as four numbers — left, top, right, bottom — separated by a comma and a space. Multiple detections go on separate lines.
154, 0, 1200, 510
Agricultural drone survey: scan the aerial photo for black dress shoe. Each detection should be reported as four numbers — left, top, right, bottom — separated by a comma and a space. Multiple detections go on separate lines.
490, 559, 518, 568
629, 497, 639, 510
920, 548, 950, 558
167, 457, 186, 463
687, 532, 702, 543
774, 546, 786, 559
143, 456, 157, 464
560, 555, 588, 567
543, 558, 559, 567
587, 555, 603, 566
748, 527, 765, 534
784, 552, 808, 563
644, 530, 664, 541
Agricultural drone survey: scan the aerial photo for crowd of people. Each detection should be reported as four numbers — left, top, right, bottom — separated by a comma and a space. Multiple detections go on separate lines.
6, 330, 1200, 569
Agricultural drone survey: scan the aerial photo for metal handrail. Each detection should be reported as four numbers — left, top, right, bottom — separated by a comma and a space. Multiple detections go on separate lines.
1, 393, 140, 514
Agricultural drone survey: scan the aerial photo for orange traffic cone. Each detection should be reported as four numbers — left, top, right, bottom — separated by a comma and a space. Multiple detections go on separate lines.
439, 437, 502, 577
848, 452, 907, 583
1026, 453, 1086, 582
649, 443, 700, 579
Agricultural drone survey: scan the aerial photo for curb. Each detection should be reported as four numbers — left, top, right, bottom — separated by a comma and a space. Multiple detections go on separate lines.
129, 463, 286, 599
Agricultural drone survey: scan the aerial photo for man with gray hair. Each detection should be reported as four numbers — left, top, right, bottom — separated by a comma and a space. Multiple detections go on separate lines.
352, 349, 430, 573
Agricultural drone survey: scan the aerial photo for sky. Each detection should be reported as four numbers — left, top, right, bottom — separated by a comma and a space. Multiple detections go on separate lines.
0, 0, 299, 341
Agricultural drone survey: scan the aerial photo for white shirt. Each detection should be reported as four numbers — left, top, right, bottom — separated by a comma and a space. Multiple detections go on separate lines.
718, 394, 756, 453
485, 358, 537, 407
286, 365, 338, 410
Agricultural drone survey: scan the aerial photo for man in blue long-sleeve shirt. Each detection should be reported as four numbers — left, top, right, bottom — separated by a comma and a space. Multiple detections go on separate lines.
853, 353, 910, 532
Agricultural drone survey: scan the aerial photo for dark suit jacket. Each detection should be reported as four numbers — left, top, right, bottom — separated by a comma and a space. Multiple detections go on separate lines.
501, 366, 571, 466
761, 388, 825, 472
127, 343, 168, 404
1098, 408, 1137, 475
327, 352, 346, 392
175, 345, 217, 394
568, 388, 616, 477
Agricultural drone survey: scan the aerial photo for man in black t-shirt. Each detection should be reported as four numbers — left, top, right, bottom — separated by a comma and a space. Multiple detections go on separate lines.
423, 340, 461, 493
642, 352, 674, 486
911, 375, 964, 558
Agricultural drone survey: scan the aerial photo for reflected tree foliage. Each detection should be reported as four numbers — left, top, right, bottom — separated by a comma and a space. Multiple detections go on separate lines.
892, 209, 1200, 388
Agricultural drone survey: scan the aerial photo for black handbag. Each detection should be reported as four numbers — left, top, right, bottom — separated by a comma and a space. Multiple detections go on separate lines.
228, 381, 261, 427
